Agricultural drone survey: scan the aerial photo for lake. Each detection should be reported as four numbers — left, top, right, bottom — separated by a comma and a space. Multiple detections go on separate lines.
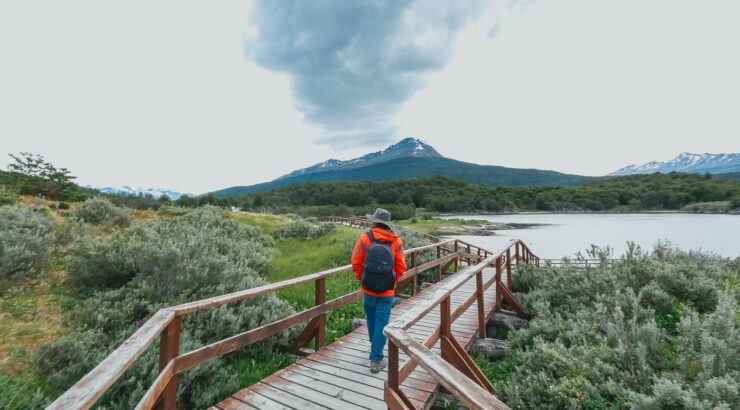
439, 213, 740, 259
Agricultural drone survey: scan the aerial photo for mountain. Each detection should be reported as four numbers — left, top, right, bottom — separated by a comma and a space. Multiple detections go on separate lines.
211, 138, 595, 198
610, 152, 740, 176
276, 137, 442, 180
91, 185, 192, 200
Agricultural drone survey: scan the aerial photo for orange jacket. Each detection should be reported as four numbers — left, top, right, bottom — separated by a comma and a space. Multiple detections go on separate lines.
351, 227, 407, 297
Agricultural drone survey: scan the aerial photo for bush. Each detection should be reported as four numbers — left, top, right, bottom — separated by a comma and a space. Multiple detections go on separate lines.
157, 205, 190, 217
42, 206, 295, 408
72, 197, 132, 228
57, 202, 69, 210
487, 244, 739, 409
0, 205, 54, 280
0, 185, 19, 205
273, 219, 336, 240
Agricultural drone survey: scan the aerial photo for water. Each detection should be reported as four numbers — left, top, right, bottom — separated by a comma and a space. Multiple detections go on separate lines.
439, 213, 740, 259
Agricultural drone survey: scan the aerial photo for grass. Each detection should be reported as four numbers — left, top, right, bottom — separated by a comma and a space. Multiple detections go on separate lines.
227, 211, 291, 234
268, 225, 365, 344
396, 217, 488, 236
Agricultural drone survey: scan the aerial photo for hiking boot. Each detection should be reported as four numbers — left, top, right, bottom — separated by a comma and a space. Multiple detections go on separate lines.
370, 359, 387, 373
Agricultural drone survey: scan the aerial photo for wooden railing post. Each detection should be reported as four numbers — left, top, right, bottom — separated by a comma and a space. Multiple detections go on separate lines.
436, 246, 442, 281
475, 270, 486, 338
506, 248, 512, 291
466, 244, 471, 266
495, 257, 502, 312
157, 315, 180, 410
515, 242, 520, 264
454, 241, 459, 273
315, 277, 326, 349
440, 295, 451, 337
411, 251, 417, 296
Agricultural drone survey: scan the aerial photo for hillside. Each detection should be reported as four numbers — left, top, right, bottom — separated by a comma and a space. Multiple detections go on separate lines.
211, 142, 594, 198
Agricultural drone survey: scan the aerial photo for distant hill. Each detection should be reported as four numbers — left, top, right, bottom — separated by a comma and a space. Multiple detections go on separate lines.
211, 138, 594, 198
611, 152, 740, 176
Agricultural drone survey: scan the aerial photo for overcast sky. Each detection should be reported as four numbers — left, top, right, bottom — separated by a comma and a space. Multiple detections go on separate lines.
1, 0, 738, 194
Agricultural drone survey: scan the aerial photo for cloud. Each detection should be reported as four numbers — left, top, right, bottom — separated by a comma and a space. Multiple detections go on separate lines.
244, 0, 490, 148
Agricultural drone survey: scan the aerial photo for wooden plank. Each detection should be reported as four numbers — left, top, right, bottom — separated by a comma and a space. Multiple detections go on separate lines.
274, 368, 387, 410
232, 388, 293, 409
249, 382, 326, 409
262, 374, 368, 410
301, 354, 438, 393
287, 364, 425, 409
47, 309, 175, 410
215, 397, 258, 410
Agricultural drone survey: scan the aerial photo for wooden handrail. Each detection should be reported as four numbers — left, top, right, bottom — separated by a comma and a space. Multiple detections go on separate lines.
48, 309, 175, 410
384, 239, 538, 410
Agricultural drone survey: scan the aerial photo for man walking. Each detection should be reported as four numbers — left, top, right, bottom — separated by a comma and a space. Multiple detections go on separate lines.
351, 208, 407, 373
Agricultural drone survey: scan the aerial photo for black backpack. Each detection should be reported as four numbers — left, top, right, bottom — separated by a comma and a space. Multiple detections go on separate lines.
361, 230, 395, 293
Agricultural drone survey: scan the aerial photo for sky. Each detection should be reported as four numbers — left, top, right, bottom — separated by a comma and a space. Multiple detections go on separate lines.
1, 0, 738, 194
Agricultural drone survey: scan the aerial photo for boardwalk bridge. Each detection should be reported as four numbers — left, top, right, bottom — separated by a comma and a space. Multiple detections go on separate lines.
50, 217, 541, 410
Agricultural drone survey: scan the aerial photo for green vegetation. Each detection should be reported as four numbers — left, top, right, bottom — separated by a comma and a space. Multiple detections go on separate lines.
1, 153, 89, 201
396, 217, 489, 235
475, 244, 739, 409
229, 173, 740, 215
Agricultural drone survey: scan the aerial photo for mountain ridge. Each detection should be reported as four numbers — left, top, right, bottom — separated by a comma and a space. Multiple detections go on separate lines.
211, 138, 594, 198
611, 152, 740, 176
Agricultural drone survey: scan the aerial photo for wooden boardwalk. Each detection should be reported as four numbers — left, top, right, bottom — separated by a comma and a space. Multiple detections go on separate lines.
212, 267, 501, 410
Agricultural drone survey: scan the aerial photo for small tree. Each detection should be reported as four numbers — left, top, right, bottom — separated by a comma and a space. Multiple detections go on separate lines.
7, 152, 76, 198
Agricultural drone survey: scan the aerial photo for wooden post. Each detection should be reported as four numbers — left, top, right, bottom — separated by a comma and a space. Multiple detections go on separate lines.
495, 257, 502, 312
411, 252, 417, 296
315, 277, 326, 349
506, 248, 512, 291
389, 341, 399, 391
157, 316, 180, 410
440, 295, 451, 337
515, 242, 520, 264
475, 270, 486, 339
436, 246, 442, 281
466, 244, 471, 266
454, 241, 459, 273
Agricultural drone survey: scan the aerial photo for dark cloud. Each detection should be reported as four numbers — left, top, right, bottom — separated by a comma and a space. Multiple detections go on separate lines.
245, 0, 489, 147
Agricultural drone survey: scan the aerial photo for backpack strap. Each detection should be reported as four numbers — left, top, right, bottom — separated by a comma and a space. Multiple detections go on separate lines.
366, 230, 376, 243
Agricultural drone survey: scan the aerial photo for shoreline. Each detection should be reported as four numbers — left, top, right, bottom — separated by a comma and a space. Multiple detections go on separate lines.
435, 209, 739, 216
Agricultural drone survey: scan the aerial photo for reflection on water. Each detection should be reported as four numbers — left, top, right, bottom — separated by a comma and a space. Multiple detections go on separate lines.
440, 213, 740, 259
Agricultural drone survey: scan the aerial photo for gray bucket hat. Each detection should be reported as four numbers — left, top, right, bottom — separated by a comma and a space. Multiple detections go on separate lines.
365, 208, 392, 225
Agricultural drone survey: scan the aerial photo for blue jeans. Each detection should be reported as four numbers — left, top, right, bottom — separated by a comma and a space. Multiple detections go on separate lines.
363, 293, 393, 362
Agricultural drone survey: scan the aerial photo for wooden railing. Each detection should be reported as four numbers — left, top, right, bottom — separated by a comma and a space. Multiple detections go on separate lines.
384, 240, 538, 410
49, 235, 497, 410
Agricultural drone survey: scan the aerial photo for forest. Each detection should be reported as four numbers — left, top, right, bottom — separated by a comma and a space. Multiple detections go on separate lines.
228, 173, 740, 216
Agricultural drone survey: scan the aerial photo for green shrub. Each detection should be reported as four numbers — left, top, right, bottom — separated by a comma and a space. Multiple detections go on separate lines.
0, 205, 54, 280
0, 185, 19, 205
72, 197, 132, 228
157, 205, 190, 217
273, 219, 336, 240
41, 207, 294, 408
487, 244, 739, 409
57, 202, 69, 210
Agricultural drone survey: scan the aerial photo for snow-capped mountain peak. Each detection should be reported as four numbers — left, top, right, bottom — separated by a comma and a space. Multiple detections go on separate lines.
88, 185, 193, 200
610, 152, 740, 176
275, 137, 442, 180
